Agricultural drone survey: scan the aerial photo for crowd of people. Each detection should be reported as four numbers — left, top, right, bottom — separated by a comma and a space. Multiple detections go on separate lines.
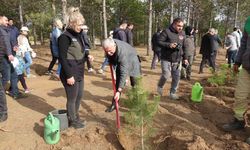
0, 7, 250, 144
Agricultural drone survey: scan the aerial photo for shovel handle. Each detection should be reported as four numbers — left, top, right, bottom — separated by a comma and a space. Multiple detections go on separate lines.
110, 64, 120, 129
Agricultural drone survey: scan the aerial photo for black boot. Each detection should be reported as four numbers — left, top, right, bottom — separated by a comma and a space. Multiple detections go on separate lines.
76, 113, 86, 124
105, 100, 116, 112
222, 118, 245, 132
0, 113, 8, 122
69, 120, 85, 129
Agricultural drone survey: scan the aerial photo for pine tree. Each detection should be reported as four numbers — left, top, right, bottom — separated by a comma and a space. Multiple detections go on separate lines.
123, 77, 160, 150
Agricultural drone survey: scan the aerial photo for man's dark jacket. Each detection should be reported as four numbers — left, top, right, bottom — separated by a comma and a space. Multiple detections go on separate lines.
199, 33, 216, 56
152, 32, 161, 53
158, 25, 186, 63
113, 27, 127, 42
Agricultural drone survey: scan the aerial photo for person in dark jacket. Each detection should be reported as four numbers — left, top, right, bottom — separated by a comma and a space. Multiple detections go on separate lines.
102, 38, 141, 112
151, 28, 162, 69
82, 25, 94, 73
58, 7, 94, 129
113, 20, 128, 42
157, 18, 188, 100
8, 19, 19, 50
125, 23, 134, 46
181, 26, 195, 80
199, 28, 216, 73
1, 17, 23, 100
0, 15, 14, 122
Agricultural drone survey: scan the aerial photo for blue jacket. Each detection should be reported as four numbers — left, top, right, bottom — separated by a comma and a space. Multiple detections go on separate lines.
51, 27, 62, 57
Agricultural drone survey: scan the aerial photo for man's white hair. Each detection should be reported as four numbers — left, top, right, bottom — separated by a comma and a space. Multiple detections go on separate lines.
208, 28, 215, 33
102, 38, 115, 48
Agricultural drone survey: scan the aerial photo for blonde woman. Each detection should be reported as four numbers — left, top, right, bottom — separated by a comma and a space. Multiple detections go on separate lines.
17, 26, 36, 78
58, 7, 93, 129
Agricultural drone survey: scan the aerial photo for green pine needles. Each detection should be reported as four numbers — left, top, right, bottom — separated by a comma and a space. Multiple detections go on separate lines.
123, 77, 160, 150
207, 64, 236, 86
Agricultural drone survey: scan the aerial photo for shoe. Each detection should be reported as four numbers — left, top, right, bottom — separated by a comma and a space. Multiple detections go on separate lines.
13, 93, 28, 100
4, 81, 10, 91
97, 69, 104, 74
246, 137, 250, 144
222, 118, 245, 132
0, 113, 8, 122
45, 70, 53, 75
76, 114, 87, 124
53, 74, 60, 80
169, 93, 179, 100
88, 68, 93, 73
24, 89, 30, 94
105, 101, 116, 112
157, 86, 163, 96
69, 120, 85, 129
186, 76, 191, 81
27, 74, 36, 78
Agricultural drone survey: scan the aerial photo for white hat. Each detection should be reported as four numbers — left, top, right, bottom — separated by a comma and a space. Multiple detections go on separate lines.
21, 26, 29, 32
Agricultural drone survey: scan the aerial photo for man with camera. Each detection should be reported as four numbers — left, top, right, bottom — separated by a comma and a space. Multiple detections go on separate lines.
157, 18, 188, 100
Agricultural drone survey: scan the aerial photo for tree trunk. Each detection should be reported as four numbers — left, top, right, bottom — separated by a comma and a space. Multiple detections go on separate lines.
147, 0, 153, 56
209, 11, 213, 28
91, 13, 96, 49
33, 26, 37, 45
144, 20, 146, 46
191, 6, 195, 27
224, 2, 230, 40
177, 1, 181, 17
170, 0, 174, 24
62, 0, 67, 25
99, 11, 103, 40
102, 0, 108, 39
40, 29, 44, 45
186, 0, 191, 26
79, 0, 82, 9
19, 1, 24, 26
234, 0, 239, 27
52, 0, 56, 16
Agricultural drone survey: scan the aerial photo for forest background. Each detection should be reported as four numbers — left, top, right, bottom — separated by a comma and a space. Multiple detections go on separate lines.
1, 0, 249, 55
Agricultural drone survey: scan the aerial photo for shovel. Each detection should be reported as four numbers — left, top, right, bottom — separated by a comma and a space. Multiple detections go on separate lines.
109, 64, 120, 129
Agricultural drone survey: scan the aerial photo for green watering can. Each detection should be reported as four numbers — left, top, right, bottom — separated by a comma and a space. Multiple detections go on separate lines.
44, 112, 60, 144
191, 82, 203, 102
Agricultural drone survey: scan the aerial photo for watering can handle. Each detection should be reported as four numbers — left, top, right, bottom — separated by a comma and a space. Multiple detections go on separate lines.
195, 82, 201, 86
48, 112, 54, 125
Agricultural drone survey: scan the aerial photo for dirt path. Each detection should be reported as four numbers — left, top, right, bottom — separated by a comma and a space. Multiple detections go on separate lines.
0, 45, 249, 150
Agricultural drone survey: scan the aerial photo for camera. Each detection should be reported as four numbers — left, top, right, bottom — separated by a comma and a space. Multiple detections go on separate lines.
176, 43, 182, 50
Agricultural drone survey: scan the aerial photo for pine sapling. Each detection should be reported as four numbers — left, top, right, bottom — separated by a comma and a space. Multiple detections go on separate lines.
123, 77, 160, 150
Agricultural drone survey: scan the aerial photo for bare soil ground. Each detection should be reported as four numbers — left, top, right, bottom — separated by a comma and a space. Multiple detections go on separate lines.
0, 45, 250, 150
